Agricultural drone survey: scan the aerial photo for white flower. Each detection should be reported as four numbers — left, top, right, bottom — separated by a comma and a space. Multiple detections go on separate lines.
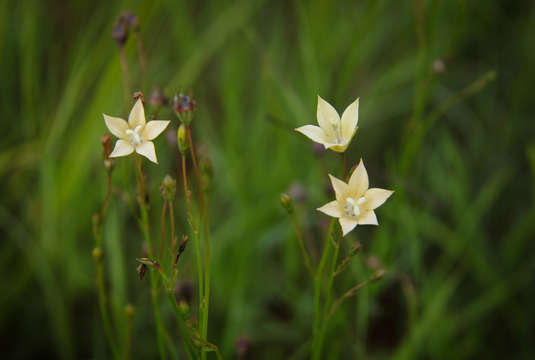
317, 159, 393, 236
295, 95, 359, 153
103, 99, 170, 164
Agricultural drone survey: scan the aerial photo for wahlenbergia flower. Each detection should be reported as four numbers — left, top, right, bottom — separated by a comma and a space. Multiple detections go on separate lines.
103, 99, 170, 163
296, 96, 359, 153
318, 159, 393, 236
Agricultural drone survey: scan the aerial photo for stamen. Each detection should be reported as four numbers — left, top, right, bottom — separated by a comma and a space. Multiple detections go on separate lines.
343, 196, 366, 218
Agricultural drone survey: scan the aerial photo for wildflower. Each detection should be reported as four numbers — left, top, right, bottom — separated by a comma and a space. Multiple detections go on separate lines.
296, 96, 359, 153
172, 93, 196, 114
318, 159, 393, 236
103, 98, 170, 164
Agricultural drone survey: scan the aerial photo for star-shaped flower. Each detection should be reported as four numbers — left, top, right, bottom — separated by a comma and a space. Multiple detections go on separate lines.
318, 159, 393, 236
295, 96, 359, 153
103, 99, 170, 163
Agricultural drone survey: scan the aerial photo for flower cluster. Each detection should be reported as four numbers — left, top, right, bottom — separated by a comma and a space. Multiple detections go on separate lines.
296, 96, 393, 236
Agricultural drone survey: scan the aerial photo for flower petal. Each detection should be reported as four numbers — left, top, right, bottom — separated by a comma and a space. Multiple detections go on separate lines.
317, 95, 340, 138
317, 200, 341, 218
144, 120, 170, 140
341, 97, 359, 141
295, 125, 327, 146
357, 210, 378, 225
326, 142, 349, 153
364, 188, 394, 210
136, 141, 158, 163
328, 174, 349, 202
128, 98, 146, 128
348, 159, 369, 197
109, 139, 134, 158
339, 217, 358, 236
103, 114, 128, 139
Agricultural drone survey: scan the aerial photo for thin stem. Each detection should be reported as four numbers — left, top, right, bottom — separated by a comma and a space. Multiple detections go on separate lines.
186, 125, 203, 209
314, 232, 342, 359
95, 253, 121, 359
124, 314, 133, 360
200, 197, 211, 359
328, 276, 376, 320
169, 201, 176, 256
133, 155, 167, 360
92, 171, 120, 359
102, 172, 112, 218
160, 200, 168, 260
182, 154, 204, 320
289, 211, 314, 278
312, 219, 335, 357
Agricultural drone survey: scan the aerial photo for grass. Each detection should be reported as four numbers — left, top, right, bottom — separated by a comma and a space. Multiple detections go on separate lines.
1, 0, 535, 358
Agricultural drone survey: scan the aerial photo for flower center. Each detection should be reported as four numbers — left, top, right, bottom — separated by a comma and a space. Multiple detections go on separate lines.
343, 196, 366, 218
125, 125, 143, 146
330, 119, 343, 144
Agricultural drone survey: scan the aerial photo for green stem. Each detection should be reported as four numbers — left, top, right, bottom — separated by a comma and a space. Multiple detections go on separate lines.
124, 312, 133, 360
200, 197, 211, 359
314, 232, 342, 360
134, 155, 167, 360
92, 171, 120, 359
181, 154, 204, 325
95, 256, 121, 359
312, 219, 335, 357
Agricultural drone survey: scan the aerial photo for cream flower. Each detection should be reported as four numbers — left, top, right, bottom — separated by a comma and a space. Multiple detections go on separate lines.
103, 99, 170, 164
295, 95, 359, 153
318, 159, 393, 236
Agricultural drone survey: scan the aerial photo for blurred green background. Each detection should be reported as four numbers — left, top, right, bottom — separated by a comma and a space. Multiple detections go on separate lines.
2, 0, 535, 358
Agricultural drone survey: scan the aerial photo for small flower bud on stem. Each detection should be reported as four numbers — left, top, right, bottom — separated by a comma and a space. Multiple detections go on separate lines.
280, 193, 294, 214
177, 124, 189, 154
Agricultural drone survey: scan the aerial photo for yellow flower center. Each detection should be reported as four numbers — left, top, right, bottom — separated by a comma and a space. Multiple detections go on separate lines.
343, 196, 366, 218
126, 125, 143, 146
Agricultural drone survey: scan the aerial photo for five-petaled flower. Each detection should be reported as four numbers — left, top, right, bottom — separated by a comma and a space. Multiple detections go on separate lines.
318, 159, 393, 236
103, 99, 170, 164
295, 95, 359, 153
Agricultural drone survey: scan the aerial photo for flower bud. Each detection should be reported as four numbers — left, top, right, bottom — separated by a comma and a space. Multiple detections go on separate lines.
124, 303, 135, 317
101, 134, 113, 158
177, 124, 189, 154
280, 193, 294, 214
123, 12, 139, 32
160, 175, 177, 202
92, 247, 103, 261
136, 263, 147, 280
150, 87, 167, 107
372, 269, 386, 282
178, 300, 190, 317
112, 17, 128, 46
133, 91, 145, 104
173, 93, 196, 124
